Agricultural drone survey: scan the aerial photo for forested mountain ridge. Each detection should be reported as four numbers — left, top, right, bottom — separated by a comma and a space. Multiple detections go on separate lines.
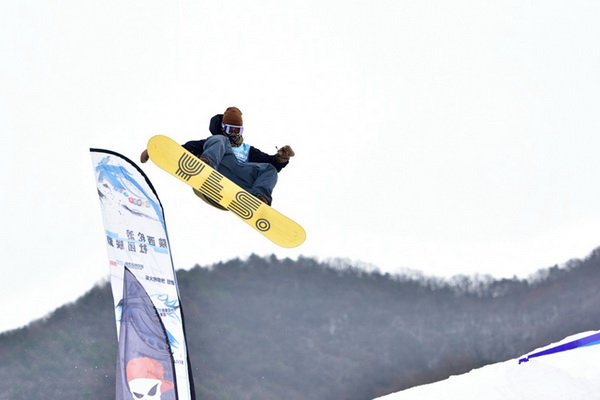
2, 249, 600, 400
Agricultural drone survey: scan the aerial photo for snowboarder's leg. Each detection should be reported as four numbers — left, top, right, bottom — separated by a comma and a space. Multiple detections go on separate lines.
249, 163, 277, 205
200, 135, 230, 168
200, 136, 246, 187
226, 162, 278, 205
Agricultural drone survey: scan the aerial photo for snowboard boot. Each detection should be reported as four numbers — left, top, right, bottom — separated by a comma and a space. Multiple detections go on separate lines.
200, 156, 214, 168
254, 194, 271, 206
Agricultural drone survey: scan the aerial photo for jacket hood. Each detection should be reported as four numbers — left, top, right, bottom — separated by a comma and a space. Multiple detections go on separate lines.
209, 114, 224, 136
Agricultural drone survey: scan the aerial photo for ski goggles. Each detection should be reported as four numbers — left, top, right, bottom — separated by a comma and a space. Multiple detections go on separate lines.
222, 123, 244, 135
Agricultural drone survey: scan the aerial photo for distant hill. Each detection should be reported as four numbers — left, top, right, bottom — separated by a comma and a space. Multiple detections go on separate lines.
2, 249, 600, 400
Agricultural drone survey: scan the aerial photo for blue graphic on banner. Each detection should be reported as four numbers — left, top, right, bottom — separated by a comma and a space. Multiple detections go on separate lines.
95, 155, 165, 229
519, 332, 600, 364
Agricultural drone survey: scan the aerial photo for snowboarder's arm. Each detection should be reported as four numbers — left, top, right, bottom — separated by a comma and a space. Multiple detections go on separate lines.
249, 145, 295, 172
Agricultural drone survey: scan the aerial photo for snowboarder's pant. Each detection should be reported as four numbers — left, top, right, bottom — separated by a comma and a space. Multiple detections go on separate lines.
201, 135, 278, 203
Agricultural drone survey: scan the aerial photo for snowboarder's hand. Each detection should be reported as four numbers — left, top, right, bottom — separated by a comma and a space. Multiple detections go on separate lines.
140, 149, 149, 163
276, 145, 295, 163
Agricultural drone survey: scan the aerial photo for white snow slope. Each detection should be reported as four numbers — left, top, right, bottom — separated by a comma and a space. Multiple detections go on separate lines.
376, 330, 600, 400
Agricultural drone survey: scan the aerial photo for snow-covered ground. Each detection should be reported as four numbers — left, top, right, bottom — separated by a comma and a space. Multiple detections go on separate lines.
376, 331, 600, 399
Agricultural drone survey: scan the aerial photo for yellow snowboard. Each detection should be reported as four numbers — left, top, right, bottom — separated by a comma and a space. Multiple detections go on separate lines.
147, 135, 306, 248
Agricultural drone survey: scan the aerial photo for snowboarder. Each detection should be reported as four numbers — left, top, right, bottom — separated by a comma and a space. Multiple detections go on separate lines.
141, 107, 295, 205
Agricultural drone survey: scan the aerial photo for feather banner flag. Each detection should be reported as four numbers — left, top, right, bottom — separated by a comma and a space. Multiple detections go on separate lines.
90, 149, 195, 400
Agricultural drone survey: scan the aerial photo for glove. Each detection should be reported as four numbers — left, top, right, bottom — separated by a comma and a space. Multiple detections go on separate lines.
140, 149, 149, 163
276, 145, 295, 163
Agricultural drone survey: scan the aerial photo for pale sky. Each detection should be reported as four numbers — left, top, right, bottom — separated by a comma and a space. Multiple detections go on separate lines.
1, 1, 600, 333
